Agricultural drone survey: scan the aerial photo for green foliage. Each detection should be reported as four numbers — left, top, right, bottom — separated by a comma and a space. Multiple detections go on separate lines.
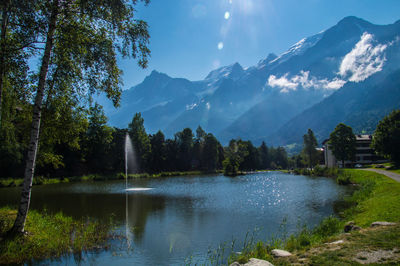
372, 109, 400, 166
0, 207, 111, 264
149, 130, 167, 172
223, 139, 248, 176
202, 133, 220, 172
175, 128, 194, 171
329, 123, 356, 167
128, 112, 151, 172
302, 128, 319, 168
294, 166, 339, 178
258, 141, 270, 169
83, 104, 114, 173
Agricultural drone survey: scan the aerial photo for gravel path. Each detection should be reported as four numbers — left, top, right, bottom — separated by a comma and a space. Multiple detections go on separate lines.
362, 168, 400, 183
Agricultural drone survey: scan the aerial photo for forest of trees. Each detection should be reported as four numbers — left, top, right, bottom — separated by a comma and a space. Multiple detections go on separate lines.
1, 106, 292, 178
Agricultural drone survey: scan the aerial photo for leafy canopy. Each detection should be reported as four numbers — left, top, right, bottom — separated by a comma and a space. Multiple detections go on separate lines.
372, 110, 400, 165
329, 123, 356, 165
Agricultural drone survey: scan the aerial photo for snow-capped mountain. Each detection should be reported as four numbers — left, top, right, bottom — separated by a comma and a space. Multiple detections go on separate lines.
102, 16, 400, 147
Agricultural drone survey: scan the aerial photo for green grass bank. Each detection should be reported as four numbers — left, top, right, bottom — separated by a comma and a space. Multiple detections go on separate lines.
0, 207, 113, 264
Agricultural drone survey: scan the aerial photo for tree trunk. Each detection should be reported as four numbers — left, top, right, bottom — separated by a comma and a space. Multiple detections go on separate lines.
0, 0, 10, 129
10, 0, 59, 234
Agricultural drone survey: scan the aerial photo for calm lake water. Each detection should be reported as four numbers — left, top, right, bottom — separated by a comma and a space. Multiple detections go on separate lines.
0, 172, 349, 265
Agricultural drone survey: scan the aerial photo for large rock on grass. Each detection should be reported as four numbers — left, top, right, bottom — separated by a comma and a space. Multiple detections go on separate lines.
371, 221, 397, 227
271, 249, 292, 257
229, 258, 274, 266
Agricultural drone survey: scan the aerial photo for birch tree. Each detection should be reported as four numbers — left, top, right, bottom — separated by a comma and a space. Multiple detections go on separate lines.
10, 0, 150, 234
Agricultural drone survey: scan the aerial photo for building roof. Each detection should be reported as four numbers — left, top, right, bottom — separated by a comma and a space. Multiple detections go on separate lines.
356, 135, 372, 141
322, 135, 372, 145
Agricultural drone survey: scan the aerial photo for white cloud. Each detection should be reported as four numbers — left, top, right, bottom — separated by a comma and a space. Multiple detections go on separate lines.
268, 74, 298, 93
268, 71, 347, 93
339, 32, 388, 82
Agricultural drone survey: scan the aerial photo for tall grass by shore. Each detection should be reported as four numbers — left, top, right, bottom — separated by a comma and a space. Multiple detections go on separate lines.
0, 207, 113, 264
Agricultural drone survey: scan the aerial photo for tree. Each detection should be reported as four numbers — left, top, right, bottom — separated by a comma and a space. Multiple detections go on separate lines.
223, 139, 248, 176
329, 123, 356, 167
11, 0, 151, 234
239, 140, 259, 171
128, 113, 151, 172
84, 104, 114, 173
193, 125, 206, 169
372, 110, 400, 166
0, 0, 37, 128
202, 133, 219, 172
175, 128, 194, 171
258, 141, 270, 170
302, 128, 318, 168
149, 130, 166, 172
275, 146, 288, 169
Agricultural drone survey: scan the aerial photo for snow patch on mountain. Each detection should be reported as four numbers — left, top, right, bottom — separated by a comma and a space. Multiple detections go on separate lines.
270, 32, 324, 64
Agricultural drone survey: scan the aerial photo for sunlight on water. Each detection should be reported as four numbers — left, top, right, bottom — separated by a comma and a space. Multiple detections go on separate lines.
125, 188, 153, 192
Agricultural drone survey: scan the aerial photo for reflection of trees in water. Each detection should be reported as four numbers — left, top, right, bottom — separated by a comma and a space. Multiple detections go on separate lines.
127, 194, 196, 244
126, 193, 166, 242
26, 189, 198, 244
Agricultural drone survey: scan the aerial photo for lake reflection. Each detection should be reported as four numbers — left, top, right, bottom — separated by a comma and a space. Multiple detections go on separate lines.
0, 172, 349, 265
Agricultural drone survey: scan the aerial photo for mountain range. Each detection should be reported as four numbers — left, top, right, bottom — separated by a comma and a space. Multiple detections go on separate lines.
99, 16, 400, 152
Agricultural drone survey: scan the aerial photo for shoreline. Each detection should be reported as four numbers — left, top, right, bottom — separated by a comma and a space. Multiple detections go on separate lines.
0, 170, 223, 188
229, 169, 400, 265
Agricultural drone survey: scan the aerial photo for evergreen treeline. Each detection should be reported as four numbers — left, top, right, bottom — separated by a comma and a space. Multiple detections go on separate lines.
1, 104, 290, 178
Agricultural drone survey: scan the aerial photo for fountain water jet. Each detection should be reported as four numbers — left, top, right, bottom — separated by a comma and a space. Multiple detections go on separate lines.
124, 133, 137, 188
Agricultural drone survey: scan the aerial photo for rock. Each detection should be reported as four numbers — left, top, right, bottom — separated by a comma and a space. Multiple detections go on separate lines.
326, 239, 344, 245
271, 249, 292, 257
230, 259, 274, 266
344, 221, 355, 232
371, 221, 397, 227
245, 258, 274, 266
352, 225, 361, 231
344, 221, 361, 232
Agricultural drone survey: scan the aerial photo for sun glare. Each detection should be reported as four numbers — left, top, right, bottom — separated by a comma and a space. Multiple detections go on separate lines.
224, 11, 230, 20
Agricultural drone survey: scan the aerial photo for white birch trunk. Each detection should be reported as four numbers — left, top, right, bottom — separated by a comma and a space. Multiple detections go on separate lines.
10, 0, 59, 234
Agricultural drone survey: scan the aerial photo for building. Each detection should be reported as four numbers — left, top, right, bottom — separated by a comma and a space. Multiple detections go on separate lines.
322, 135, 387, 168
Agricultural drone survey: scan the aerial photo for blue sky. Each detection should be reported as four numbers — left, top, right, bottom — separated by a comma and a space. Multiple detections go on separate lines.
119, 0, 400, 89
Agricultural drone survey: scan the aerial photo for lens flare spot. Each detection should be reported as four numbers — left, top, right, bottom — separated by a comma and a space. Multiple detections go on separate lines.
218, 42, 224, 50
224, 11, 230, 20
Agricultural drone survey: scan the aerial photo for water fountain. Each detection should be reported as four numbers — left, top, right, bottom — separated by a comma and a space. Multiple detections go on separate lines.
124, 133, 152, 191
124, 133, 152, 248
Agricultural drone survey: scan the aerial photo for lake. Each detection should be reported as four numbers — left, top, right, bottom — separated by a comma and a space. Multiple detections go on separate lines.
0, 172, 349, 265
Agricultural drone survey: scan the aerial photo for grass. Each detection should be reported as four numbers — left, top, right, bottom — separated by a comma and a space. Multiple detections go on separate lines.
0, 207, 112, 264
293, 166, 339, 178
227, 169, 400, 265
341, 169, 400, 226
0, 170, 211, 188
